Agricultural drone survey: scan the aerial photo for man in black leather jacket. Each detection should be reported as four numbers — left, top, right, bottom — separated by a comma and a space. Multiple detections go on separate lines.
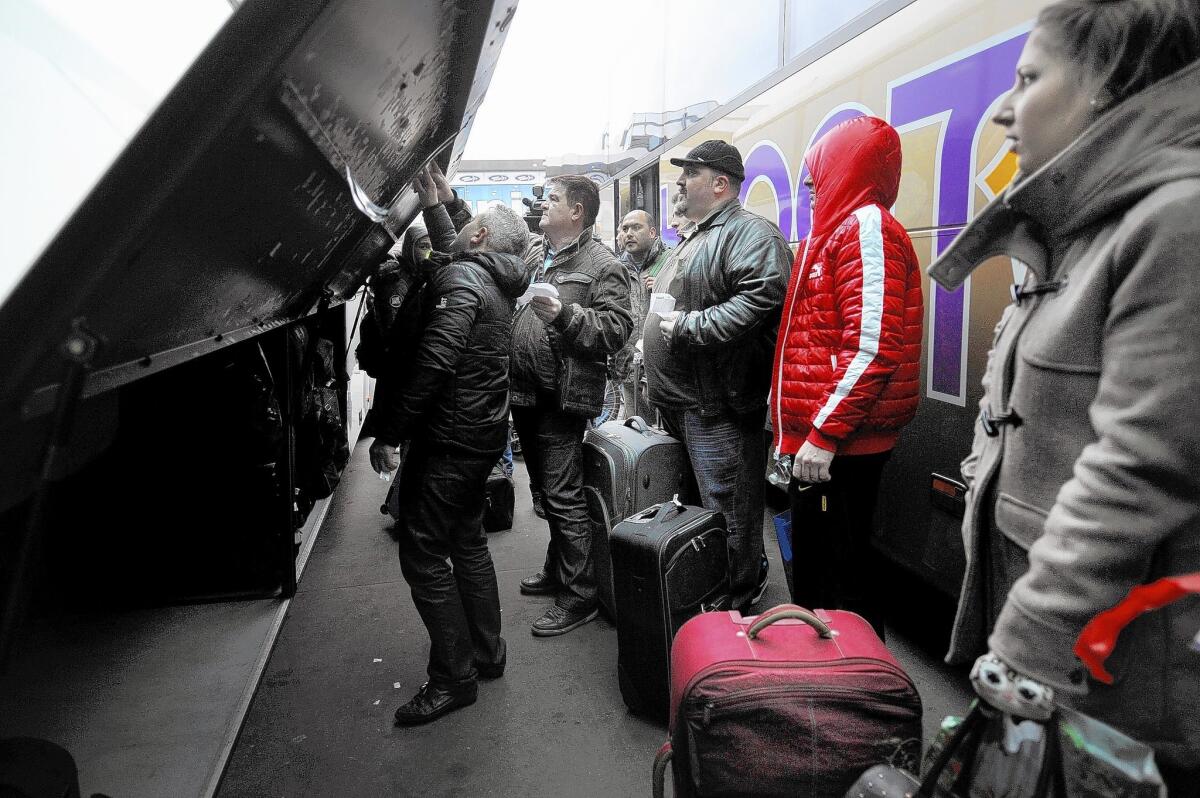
643, 141, 791, 613
510, 174, 632, 636
368, 167, 533, 725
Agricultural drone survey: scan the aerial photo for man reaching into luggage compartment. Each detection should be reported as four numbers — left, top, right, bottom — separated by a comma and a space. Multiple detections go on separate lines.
369, 165, 532, 725
770, 116, 923, 639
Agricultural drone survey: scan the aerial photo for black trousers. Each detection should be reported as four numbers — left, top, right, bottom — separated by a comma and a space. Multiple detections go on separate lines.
510, 405, 596, 611
789, 451, 891, 639
395, 443, 504, 688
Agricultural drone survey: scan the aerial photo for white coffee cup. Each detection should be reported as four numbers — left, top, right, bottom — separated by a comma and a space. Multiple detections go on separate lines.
648, 293, 676, 315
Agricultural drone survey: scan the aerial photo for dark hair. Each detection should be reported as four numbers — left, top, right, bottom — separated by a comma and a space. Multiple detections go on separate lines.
1037, 0, 1200, 103
547, 175, 601, 228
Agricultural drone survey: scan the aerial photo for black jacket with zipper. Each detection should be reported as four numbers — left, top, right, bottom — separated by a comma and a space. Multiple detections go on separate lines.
659, 200, 791, 416
371, 248, 532, 457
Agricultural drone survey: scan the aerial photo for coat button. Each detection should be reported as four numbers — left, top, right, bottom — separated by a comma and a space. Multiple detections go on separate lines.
1069, 668, 1085, 685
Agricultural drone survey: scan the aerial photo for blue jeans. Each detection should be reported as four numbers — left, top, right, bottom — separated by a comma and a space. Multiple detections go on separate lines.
499, 422, 515, 477
657, 406, 767, 611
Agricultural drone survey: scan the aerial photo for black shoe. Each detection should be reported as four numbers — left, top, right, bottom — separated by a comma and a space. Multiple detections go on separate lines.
531, 605, 598, 637
531, 494, 546, 519
393, 682, 477, 726
520, 571, 558, 595
475, 637, 506, 680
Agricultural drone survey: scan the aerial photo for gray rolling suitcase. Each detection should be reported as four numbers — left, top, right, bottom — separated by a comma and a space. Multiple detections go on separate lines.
583, 416, 691, 620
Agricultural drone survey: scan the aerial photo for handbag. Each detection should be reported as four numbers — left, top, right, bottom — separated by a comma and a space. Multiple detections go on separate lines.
845, 699, 1166, 798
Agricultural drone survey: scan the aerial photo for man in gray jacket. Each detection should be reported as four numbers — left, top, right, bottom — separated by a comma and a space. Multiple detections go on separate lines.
644, 141, 791, 613
510, 174, 632, 636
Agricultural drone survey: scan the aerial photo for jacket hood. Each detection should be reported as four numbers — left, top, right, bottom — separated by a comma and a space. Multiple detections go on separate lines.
456, 250, 534, 299
391, 221, 429, 264
931, 57, 1200, 289
805, 116, 902, 237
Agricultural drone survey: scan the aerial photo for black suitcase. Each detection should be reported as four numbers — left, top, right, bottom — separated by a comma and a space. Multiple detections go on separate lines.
483, 466, 515, 533
583, 416, 691, 620
612, 500, 728, 719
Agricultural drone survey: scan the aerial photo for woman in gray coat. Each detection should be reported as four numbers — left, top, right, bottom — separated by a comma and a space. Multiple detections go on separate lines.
928, 0, 1200, 790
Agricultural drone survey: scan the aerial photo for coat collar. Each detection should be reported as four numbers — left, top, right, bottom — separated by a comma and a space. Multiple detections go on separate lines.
931, 58, 1200, 290
546, 228, 595, 262
623, 237, 666, 271
694, 198, 740, 232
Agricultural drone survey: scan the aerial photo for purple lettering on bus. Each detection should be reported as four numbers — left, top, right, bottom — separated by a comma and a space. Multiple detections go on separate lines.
739, 143, 794, 240
660, 185, 678, 246
888, 33, 1026, 400
795, 107, 868, 242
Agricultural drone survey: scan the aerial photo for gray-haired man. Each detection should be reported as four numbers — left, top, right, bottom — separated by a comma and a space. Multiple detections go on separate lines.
369, 166, 533, 726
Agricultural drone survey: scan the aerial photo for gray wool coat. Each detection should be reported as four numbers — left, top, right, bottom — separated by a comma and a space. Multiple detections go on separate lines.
929, 59, 1200, 770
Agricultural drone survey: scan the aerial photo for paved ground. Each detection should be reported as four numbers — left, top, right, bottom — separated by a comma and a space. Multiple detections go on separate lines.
217, 438, 973, 797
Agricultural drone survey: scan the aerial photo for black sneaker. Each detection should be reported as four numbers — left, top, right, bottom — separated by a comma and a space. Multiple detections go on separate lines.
531, 605, 598, 637
519, 571, 558, 595
475, 637, 506, 680
531, 493, 547, 519
393, 682, 476, 726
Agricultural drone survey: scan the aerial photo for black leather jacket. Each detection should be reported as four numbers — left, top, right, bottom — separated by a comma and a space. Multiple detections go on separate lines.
371, 249, 532, 456
510, 230, 632, 416
664, 200, 791, 415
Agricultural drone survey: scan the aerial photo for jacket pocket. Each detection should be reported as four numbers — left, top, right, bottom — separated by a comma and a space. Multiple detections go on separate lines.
993, 492, 1048, 551
559, 355, 606, 415
551, 271, 593, 306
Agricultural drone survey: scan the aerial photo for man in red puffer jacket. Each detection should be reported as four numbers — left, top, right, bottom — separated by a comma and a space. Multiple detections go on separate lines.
770, 116, 922, 639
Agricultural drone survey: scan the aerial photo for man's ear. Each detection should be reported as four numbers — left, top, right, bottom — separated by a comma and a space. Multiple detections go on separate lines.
472, 225, 489, 247
713, 173, 730, 195
571, 203, 584, 223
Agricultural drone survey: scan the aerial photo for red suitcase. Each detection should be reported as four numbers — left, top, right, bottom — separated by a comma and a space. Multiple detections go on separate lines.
653, 604, 922, 798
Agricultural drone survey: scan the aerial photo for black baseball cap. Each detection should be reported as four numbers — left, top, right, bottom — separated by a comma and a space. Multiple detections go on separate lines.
670, 140, 745, 182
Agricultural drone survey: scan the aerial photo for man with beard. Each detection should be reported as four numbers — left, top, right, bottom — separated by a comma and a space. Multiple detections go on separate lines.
643, 141, 791, 613
614, 209, 669, 419
369, 166, 532, 725
667, 193, 695, 244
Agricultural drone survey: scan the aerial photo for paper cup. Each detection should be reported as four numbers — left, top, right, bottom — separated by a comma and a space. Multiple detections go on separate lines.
648, 293, 676, 315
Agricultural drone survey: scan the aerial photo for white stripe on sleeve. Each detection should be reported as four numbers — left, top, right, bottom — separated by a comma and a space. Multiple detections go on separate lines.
813, 205, 884, 431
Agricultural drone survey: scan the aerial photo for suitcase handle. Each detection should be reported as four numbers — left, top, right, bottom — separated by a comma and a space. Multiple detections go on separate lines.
651, 741, 671, 798
623, 415, 651, 434
747, 604, 834, 640
631, 497, 686, 524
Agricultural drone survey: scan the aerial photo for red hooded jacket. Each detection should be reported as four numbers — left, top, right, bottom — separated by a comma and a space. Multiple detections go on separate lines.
770, 116, 923, 456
